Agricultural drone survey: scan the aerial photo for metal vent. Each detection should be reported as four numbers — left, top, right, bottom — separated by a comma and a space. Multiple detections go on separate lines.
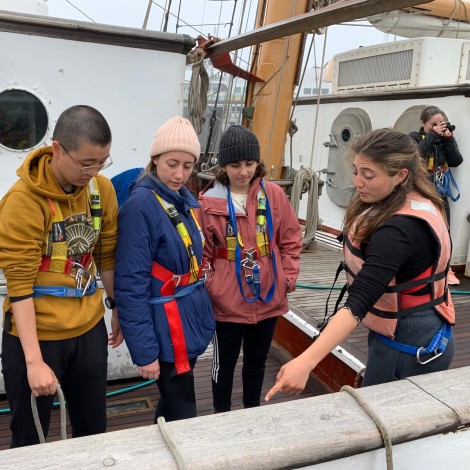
338, 49, 413, 87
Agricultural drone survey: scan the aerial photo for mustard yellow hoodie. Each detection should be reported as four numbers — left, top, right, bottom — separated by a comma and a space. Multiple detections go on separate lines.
0, 146, 118, 340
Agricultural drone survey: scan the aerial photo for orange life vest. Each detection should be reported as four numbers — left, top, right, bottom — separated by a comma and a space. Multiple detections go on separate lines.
343, 192, 455, 338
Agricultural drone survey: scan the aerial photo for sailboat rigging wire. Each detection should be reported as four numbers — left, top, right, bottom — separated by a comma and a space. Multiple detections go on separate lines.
309, 25, 329, 169
162, 0, 173, 32
64, 0, 95, 22
143, 0, 153, 29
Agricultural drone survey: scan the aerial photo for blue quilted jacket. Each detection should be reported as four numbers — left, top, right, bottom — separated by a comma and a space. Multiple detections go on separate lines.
115, 174, 214, 366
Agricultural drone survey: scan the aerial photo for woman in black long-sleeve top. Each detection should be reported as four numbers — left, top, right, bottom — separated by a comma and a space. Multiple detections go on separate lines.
409, 105, 463, 225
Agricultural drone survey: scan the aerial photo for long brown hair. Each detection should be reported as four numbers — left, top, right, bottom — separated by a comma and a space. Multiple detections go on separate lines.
344, 128, 445, 242
215, 161, 267, 186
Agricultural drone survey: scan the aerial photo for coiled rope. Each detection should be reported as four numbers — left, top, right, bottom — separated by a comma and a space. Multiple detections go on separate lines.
187, 48, 209, 135
341, 385, 393, 470
31, 383, 67, 443
157, 416, 187, 469
290, 167, 321, 248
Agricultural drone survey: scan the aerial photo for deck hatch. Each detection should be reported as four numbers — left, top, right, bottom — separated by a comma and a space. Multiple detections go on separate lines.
106, 397, 153, 416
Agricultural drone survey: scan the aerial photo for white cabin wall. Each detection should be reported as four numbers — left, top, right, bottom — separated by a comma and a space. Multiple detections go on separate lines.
418, 38, 467, 86
289, 95, 470, 265
0, 30, 186, 198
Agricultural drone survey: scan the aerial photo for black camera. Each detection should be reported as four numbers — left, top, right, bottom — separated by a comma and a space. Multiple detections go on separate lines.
445, 122, 456, 132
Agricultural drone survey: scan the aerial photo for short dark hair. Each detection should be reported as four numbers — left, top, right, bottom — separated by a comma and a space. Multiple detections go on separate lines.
52, 105, 111, 150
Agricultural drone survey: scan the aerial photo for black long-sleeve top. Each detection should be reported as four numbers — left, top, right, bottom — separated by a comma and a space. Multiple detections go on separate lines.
409, 128, 463, 169
344, 215, 437, 321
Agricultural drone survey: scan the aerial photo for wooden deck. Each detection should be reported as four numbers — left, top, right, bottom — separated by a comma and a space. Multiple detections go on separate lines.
288, 237, 470, 370
1, 237, 469, 450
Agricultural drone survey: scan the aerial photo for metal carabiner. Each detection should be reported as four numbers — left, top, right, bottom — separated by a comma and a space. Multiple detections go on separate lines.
69, 261, 93, 296
416, 347, 443, 365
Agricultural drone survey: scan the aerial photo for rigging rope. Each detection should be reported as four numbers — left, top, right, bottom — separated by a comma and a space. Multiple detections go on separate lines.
290, 167, 320, 248
341, 385, 394, 470
187, 48, 209, 135
31, 384, 67, 443
157, 416, 188, 470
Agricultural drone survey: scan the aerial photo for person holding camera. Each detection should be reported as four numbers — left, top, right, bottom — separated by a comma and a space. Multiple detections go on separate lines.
409, 105, 463, 285
409, 106, 463, 224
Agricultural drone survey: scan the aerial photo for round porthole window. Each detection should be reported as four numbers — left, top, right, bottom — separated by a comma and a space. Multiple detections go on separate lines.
341, 127, 352, 143
0, 89, 48, 151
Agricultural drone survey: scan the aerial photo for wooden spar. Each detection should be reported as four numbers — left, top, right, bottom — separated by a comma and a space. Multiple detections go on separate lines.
410, 0, 470, 23
1, 367, 469, 468
206, 0, 430, 56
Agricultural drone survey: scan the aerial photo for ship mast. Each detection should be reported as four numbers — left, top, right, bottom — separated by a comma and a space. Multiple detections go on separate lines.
201, 0, 432, 178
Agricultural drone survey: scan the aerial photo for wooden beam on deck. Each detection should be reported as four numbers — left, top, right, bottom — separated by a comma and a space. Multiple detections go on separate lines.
0, 366, 468, 469
207, 0, 430, 56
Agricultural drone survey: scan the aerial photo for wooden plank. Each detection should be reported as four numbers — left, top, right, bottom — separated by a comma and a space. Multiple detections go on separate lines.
0, 10, 194, 53
0, 355, 313, 451
0, 366, 468, 469
208, 0, 427, 55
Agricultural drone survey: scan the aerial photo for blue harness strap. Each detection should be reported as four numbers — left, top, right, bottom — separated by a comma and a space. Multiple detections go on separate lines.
435, 168, 460, 202
33, 279, 97, 298
377, 322, 452, 365
149, 280, 203, 305
227, 180, 277, 303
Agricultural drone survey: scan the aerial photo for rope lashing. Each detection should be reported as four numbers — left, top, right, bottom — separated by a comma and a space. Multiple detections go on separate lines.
31, 383, 67, 443
290, 167, 320, 247
341, 385, 394, 470
157, 416, 188, 470
187, 48, 209, 135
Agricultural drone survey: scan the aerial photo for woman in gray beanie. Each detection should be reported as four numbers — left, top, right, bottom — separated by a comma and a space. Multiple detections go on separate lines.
197, 125, 302, 412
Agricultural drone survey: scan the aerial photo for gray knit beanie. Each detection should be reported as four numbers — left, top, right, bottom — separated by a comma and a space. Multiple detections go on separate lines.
217, 125, 260, 166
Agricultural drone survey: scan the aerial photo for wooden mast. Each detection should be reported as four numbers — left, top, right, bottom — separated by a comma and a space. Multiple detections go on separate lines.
203, 0, 432, 178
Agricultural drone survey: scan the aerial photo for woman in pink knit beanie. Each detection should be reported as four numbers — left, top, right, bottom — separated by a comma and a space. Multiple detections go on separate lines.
115, 116, 215, 422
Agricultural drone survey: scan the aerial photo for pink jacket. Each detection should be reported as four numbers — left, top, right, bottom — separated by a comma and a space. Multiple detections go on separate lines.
196, 178, 302, 324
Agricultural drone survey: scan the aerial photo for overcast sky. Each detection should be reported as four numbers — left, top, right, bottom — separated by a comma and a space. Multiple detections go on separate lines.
42, 0, 394, 64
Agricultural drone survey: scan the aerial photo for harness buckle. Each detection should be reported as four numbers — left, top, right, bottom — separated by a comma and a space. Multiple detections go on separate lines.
201, 260, 212, 285
416, 347, 443, 365
172, 274, 183, 287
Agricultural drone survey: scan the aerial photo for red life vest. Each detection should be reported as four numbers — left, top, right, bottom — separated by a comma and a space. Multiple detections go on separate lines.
343, 192, 455, 338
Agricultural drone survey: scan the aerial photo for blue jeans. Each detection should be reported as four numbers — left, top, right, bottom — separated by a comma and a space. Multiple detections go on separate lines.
362, 309, 455, 387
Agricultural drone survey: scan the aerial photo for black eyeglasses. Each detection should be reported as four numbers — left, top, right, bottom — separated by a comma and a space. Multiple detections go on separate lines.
59, 142, 113, 175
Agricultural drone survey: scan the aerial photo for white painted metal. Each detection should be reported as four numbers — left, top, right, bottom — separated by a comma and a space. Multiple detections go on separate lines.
291, 38, 470, 267
1, 0, 48, 16
0, 29, 187, 199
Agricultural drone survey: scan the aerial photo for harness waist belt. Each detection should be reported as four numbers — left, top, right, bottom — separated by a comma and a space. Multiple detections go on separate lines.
151, 261, 203, 375
377, 322, 452, 364
213, 245, 263, 261
33, 279, 97, 298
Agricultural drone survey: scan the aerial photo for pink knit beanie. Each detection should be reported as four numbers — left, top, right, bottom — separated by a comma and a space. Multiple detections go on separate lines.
149, 116, 201, 160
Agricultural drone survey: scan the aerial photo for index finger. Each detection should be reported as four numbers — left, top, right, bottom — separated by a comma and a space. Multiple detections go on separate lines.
265, 385, 280, 402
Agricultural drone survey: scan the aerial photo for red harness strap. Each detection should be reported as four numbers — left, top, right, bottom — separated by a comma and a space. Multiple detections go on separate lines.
151, 261, 199, 375
39, 253, 93, 274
